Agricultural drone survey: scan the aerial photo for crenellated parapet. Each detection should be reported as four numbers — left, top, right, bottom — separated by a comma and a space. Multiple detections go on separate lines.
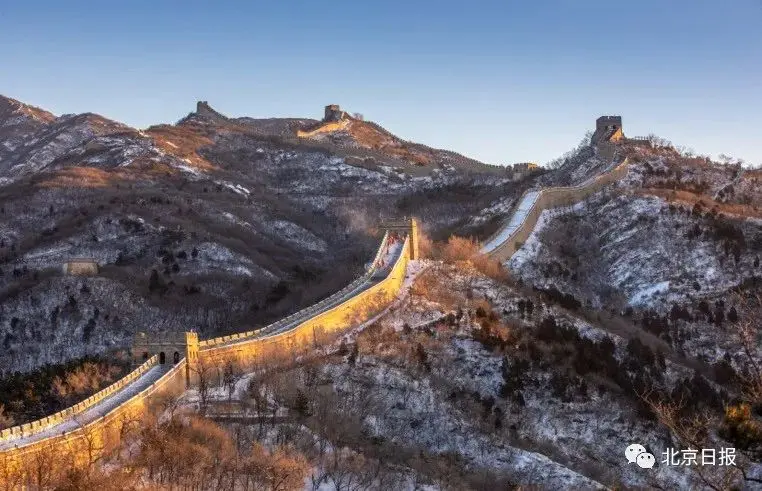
483, 161, 630, 262
0, 221, 418, 469
198, 237, 411, 370
0, 355, 159, 445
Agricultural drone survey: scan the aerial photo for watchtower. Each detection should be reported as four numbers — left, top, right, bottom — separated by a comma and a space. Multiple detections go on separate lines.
132, 331, 199, 386
379, 217, 420, 260
133, 331, 184, 365
185, 331, 199, 384
196, 101, 211, 114
196, 101, 227, 120
591, 116, 624, 144
324, 104, 345, 122
62, 258, 99, 276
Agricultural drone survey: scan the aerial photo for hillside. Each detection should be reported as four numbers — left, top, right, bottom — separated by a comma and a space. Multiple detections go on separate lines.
1, 97, 761, 489
507, 143, 761, 302
23, 257, 760, 489
498, 141, 762, 372
249, 104, 511, 178
0, 95, 525, 374
300, 116, 502, 174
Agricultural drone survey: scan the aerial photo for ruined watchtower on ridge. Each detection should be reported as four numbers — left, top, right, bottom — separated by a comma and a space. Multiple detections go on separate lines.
591, 115, 624, 145
197, 101, 214, 116
195, 100, 228, 120
324, 104, 347, 122
62, 258, 99, 276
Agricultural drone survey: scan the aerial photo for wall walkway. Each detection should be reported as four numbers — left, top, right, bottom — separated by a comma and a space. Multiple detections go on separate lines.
0, 359, 187, 468
0, 228, 414, 473
481, 160, 630, 262
296, 119, 350, 138
0, 355, 161, 446
200, 238, 409, 368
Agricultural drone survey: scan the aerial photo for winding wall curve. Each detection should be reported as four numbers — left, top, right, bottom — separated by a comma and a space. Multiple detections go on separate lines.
0, 155, 630, 470
481, 160, 630, 262
0, 230, 412, 472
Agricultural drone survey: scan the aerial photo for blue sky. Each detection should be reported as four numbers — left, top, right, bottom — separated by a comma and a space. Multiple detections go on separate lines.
1, 1, 760, 165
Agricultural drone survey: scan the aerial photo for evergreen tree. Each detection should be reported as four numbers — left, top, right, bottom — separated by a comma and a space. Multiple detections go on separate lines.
148, 269, 165, 294
293, 389, 310, 419
347, 344, 358, 366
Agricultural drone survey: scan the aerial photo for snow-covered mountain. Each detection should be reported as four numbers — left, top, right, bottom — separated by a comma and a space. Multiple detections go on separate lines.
2, 94, 759, 376
0, 95, 522, 373
2, 95, 761, 488
501, 141, 762, 372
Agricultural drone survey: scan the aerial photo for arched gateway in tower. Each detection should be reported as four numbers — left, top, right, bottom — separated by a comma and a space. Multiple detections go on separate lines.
378, 217, 419, 260
132, 331, 199, 387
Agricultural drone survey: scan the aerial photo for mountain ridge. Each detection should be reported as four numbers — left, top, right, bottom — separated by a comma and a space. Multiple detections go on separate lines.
0, 94, 525, 374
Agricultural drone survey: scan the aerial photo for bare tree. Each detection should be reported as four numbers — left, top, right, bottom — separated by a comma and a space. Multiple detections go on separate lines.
246, 375, 271, 437
644, 396, 745, 491
545, 131, 593, 169
74, 418, 107, 480
26, 443, 58, 490
223, 360, 237, 402
190, 358, 217, 412
265, 445, 310, 491
647, 133, 674, 149
731, 294, 762, 406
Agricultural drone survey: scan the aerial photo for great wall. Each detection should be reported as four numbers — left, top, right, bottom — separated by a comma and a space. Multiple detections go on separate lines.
296, 103, 352, 138
0, 220, 418, 473
481, 115, 635, 261
0, 117, 634, 477
296, 119, 351, 138
481, 159, 630, 262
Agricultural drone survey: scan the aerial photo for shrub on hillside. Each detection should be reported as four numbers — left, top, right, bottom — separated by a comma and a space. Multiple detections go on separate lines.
440, 235, 507, 280
0, 356, 130, 426
442, 235, 479, 262
52, 362, 123, 403
472, 253, 506, 280
131, 415, 310, 490
0, 404, 13, 429
534, 285, 581, 310
417, 230, 434, 258
721, 404, 762, 452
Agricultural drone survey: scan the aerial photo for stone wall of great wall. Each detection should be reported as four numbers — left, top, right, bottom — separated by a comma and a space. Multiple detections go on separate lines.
485, 160, 630, 262
200, 237, 409, 369
0, 227, 414, 474
194, 229, 396, 354
0, 356, 159, 444
296, 118, 350, 138
0, 112, 637, 474
0, 360, 188, 472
